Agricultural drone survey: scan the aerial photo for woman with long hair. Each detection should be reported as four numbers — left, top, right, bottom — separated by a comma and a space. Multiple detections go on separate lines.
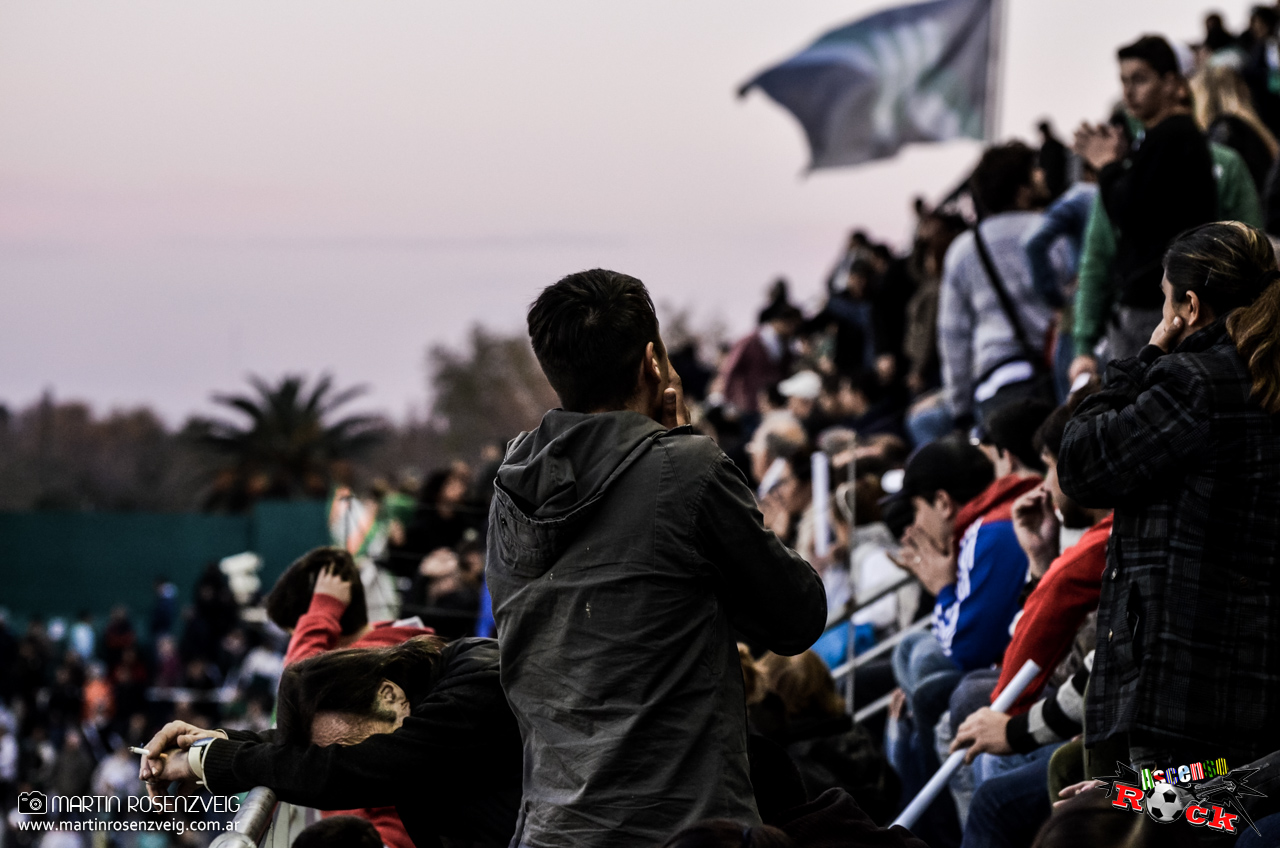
1058, 221, 1280, 772
1191, 65, 1280, 190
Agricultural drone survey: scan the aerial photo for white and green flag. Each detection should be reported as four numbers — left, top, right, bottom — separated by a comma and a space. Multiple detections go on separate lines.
740, 0, 999, 169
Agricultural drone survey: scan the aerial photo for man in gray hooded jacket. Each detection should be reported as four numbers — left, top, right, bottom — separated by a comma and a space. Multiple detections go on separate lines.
487, 269, 827, 848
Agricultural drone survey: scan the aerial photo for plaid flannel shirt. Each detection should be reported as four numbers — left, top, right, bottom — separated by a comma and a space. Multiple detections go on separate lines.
1058, 320, 1280, 763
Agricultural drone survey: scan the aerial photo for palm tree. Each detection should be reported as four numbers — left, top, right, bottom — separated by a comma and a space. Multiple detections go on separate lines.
189, 374, 387, 511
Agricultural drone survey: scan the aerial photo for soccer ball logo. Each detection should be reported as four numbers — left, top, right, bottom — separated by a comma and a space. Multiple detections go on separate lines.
1144, 782, 1187, 823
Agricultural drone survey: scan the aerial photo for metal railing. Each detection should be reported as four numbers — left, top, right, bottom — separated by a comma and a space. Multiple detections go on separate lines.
209, 787, 278, 848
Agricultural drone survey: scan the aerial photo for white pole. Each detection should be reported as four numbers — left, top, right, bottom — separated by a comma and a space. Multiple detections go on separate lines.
811, 451, 830, 558
891, 658, 1041, 831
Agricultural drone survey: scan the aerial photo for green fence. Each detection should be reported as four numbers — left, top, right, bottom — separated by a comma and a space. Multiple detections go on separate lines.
0, 501, 329, 621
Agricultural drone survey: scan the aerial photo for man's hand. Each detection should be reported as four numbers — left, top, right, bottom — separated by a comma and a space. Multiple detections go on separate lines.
142, 749, 196, 798
313, 564, 353, 606
1055, 779, 1105, 807
875, 353, 897, 384
1068, 355, 1098, 384
662, 364, 689, 429
888, 688, 908, 721
949, 707, 1013, 764
1073, 122, 1126, 172
1012, 487, 1059, 578
892, 526, 957, 596
1148, 315, 1184, 352
759, 490, 792, 541
138, 721, 227, 793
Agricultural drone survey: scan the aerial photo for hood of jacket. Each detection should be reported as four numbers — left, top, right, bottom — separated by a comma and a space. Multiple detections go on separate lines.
491, 409, 668, 578
953, 473, 1042, 541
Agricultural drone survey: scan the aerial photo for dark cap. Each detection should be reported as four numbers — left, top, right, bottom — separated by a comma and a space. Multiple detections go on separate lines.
894, 434, 995, 507
1117, 35, 1180, 78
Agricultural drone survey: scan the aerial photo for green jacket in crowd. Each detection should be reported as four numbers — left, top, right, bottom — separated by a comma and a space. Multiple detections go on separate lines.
1072, 142, 1264, 358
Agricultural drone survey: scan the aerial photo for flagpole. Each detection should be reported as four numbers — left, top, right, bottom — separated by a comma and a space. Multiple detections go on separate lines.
984, 0, 1006, 142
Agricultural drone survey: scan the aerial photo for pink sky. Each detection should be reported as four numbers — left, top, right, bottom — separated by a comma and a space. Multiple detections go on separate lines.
0, 0, 1222, 423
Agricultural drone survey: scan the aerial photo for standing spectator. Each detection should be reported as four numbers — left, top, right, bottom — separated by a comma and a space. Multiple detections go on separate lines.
1071, 35, 1220, 374
1060, 221, 1280, 769
391, 467, 476, 580
718, 287, 803, 420
1243, 6, 1280, 138
1023, 163, 1098, 400
938, 142, 1057, 430
1192, 64, 1279, 191
490, 269, 826, 848
1036, 121, 1071, 201
810, 260, 879, 379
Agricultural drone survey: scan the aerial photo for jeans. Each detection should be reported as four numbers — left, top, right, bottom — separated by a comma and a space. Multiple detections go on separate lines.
961, 744, 1061, 848
906, 390, 953, 448
1237, 812, 1280, 847
889, 632, 964, 837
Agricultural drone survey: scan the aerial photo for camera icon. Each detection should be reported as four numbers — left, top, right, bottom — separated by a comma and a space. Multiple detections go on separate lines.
17, 791, 47, 815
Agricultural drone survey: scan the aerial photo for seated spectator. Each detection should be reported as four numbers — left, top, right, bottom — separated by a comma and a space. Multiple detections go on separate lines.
751, 650, 900, 825
889, 436, 1038, 676
976, 397, 1055, 478
294, 815, 382, 848
883, 436, 1037, 840
140, 636, 523, 848
1031, 790, 1198, 848
747, 409, 808, 494
759, 450, 815, 552
266, 546, 434, 666
778, 371, 825, 439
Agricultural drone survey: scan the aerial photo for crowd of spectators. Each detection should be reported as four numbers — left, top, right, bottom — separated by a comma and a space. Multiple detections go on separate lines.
10, 7, 1280, 848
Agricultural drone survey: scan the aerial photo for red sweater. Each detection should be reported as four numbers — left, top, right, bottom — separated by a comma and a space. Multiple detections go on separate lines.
284, 593, 435, 848
991, 514, 1113, 715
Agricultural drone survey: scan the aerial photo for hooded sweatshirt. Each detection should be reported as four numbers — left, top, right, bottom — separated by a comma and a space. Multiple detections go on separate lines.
487, 409, 827, 848
931, 474, 1039, 671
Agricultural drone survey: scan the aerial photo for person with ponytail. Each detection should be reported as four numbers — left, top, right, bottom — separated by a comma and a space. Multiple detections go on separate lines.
1057, 221, 1280, 776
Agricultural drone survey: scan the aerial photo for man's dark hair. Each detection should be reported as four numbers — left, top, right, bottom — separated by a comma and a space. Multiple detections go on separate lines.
970, 141, 1038, 215
265, 547, 367, 636
982, 398, 1056, 472
1117, 35, 1180, 78
1032, 383, 1100, 460
527, 269, 660, 412
293, 816, 382, 848
1253, 6, 1279, 35
901, 434, 995, 506
276, 635, 444, 747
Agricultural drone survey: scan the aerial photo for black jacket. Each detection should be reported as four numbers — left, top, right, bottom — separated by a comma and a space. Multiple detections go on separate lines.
487, 410, 827, 848
201, 638, 522, 848
1059, 323, 1280, 763
1100, 113, 1217, 309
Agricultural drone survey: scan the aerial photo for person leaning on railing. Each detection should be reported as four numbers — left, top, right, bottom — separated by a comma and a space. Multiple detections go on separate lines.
138, 635, 522, 848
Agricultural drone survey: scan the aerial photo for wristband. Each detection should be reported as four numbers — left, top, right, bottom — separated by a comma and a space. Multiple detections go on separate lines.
188, 737, 216, 786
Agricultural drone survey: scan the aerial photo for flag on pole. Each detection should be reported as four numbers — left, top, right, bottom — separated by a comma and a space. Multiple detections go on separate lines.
739, 0, 1000, 170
